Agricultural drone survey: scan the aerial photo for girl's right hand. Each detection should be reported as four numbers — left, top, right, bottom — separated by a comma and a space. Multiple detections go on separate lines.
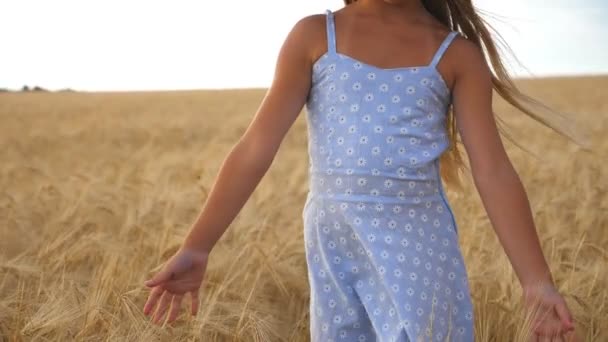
143, 247, 210, 324
522, 283, 580, 341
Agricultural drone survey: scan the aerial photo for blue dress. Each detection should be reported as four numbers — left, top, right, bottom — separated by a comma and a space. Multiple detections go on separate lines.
302, 9, 475, 342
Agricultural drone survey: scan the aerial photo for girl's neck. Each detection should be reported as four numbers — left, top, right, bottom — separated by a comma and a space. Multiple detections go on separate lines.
354, 0, 426, 19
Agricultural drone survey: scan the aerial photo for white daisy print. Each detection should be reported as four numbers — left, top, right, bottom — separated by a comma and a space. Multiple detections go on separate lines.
412, 257, 420, 266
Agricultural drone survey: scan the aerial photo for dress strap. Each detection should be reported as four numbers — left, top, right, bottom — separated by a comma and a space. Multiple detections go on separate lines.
325, 9, 337, 55
429, 31, 459, 68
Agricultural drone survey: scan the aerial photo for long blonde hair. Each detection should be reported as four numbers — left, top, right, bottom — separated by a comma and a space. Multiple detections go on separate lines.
343, 0, 589, 192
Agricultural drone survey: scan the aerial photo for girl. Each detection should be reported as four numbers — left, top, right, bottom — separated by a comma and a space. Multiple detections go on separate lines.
143, 0, 582, 340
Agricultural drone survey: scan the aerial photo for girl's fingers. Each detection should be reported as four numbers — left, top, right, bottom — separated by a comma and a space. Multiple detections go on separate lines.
152, 291, 173, 324
167, 294, 184, 323
557, 332, 568, 342
144, 269, 173, 288
143, 286, 164, 316
535, 312, 568, 339
528, 332, 538, 342
553, 300, 574, 330
191, 290, 200, 316
564, 328, 581, 342
534, 304, 556, 334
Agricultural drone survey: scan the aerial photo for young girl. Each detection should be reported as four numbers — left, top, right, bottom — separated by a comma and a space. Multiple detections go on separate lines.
142, 0, 581, 340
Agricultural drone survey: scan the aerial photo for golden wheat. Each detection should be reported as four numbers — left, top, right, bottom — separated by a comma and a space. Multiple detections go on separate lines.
0, 76, 606, 341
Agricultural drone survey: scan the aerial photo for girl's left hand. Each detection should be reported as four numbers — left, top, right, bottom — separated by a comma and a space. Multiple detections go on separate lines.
522, 282, 579, 341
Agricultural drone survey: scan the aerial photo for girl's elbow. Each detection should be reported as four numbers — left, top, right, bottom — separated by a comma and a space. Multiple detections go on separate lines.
233, 137, 277, 172
471, 157, 518, 185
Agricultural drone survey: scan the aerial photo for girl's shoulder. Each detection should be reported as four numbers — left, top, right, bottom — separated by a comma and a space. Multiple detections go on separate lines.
427, 31, 489, 91
440, 33, 490, 81
286, 12, 332, 66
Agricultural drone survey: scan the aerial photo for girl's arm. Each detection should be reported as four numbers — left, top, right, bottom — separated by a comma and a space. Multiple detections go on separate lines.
182, 15, 321, 253
446, 37, 575, 335
447, 37, 553, 288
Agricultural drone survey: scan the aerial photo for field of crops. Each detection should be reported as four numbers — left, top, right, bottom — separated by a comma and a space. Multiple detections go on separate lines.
0, 76, 606, 341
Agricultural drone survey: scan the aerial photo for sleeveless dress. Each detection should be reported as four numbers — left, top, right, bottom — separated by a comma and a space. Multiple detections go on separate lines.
301, 10, 475, 342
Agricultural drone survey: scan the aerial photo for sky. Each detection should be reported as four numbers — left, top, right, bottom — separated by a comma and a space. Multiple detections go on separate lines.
1, 0, 607, 91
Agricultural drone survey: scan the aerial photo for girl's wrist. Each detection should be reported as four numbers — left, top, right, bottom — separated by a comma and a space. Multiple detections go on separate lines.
520, 274, 555, 291
182, 234, 214, 255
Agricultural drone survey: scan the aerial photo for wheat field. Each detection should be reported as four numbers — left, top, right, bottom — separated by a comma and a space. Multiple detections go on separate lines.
0, 76, 606, 341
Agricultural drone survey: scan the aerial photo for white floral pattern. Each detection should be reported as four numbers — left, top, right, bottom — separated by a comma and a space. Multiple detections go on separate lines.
303, 9, 473, 342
